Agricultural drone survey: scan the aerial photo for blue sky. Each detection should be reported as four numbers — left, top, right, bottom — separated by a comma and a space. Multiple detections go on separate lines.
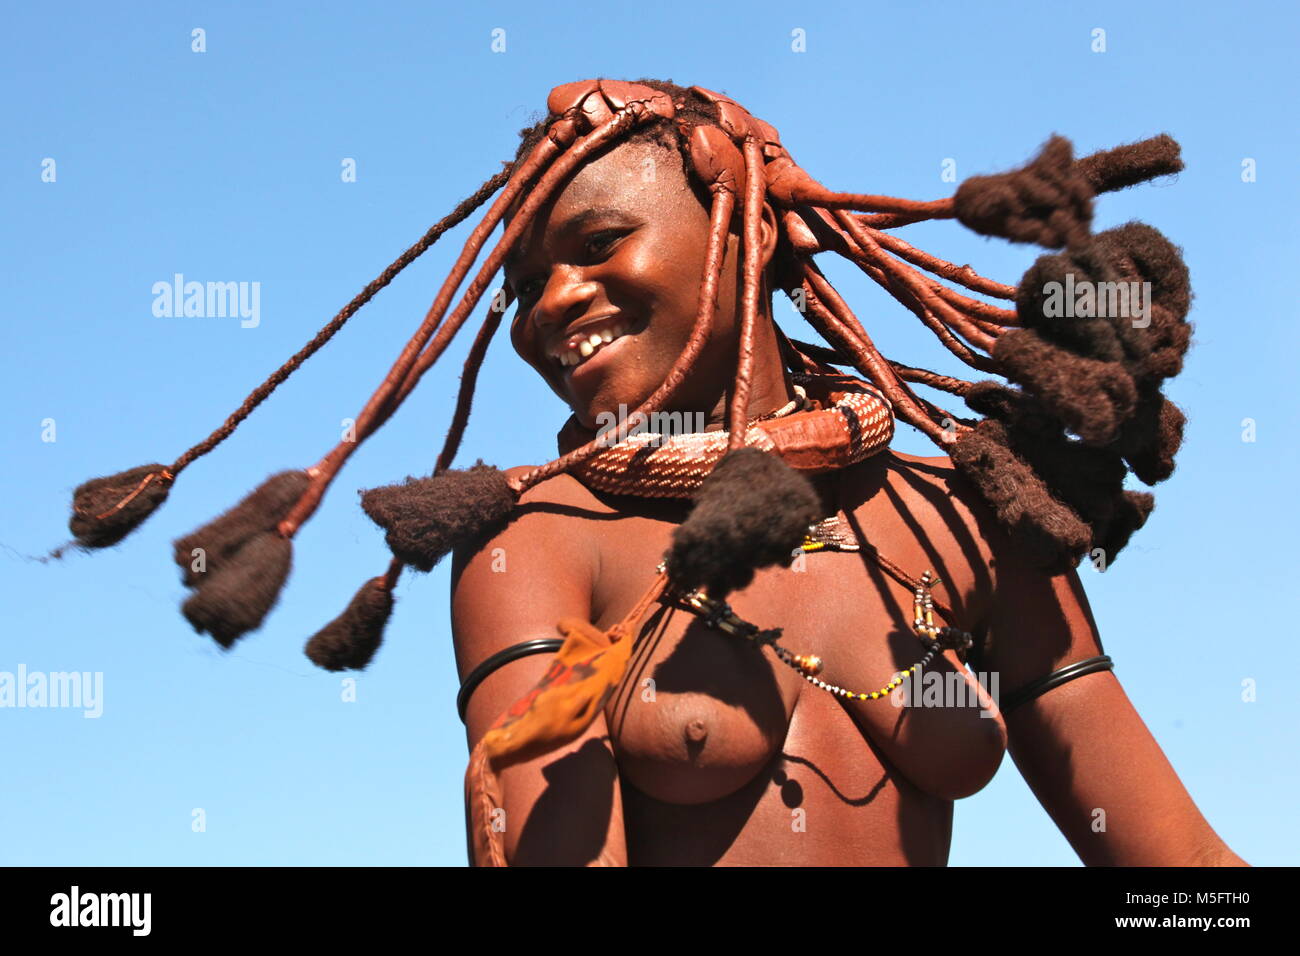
2, 0, 1296, 866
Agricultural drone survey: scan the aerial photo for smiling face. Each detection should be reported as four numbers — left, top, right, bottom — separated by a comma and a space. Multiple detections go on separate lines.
505, 137, 783, 432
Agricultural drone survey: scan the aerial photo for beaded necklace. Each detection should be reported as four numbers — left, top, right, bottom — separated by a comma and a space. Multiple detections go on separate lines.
476, 374, 974, 774
660, 564, 972, 703
554, 373, 895, 498
653, 385, 976, 702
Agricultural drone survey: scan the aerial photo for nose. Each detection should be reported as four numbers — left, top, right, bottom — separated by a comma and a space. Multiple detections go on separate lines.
529, 266, 601, 354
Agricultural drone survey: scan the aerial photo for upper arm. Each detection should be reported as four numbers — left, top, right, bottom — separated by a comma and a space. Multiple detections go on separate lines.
986, 548, 1245, 865
449, 469, 599, 745
449, 469, 626, 865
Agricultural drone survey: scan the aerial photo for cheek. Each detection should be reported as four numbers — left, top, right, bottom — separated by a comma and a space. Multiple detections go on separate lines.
667, 231, 744, 349
624, 234, 731, 339
618, 243, 676, 303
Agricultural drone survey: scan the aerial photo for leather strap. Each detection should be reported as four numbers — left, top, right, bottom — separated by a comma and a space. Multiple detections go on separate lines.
1000, 655, 1114, 715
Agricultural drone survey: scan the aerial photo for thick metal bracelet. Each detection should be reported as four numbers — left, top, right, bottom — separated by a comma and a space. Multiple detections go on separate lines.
456, 638, 565, 723
1000, 655, 1115, 716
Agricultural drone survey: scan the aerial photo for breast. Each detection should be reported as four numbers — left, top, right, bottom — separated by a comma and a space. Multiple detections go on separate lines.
584, 461, 1004, 809
602, 610, 800, 806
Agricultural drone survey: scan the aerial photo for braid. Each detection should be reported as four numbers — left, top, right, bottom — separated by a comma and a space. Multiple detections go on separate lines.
378, 79, 1193, 583
64, 166, 512, 553
169, 166, 515, 476
65, 75, 1196, 669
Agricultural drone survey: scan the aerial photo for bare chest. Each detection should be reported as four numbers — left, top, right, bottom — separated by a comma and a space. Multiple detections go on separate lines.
588, 498, 985, 807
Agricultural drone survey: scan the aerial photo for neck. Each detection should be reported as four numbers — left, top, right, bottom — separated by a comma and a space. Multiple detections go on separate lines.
700, 302, 800, 433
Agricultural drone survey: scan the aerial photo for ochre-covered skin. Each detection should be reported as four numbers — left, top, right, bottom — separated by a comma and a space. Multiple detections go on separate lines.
454, 455, 1244, 866
449, 82, 1244, 866
60, 73, 1239, 867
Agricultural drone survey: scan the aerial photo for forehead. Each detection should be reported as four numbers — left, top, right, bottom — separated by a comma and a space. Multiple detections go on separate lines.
504, 139, 692, 266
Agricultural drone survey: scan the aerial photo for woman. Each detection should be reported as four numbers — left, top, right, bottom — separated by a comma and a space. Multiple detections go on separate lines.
64, 77, 1246, 867
442, 79, 1245, 866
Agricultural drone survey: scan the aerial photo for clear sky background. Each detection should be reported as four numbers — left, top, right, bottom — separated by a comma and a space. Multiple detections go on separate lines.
2, 0, 1296, 866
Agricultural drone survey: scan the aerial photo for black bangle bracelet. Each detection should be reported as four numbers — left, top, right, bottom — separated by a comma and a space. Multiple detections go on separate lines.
456, 638, 565, 723
1000, 655, 1114, 716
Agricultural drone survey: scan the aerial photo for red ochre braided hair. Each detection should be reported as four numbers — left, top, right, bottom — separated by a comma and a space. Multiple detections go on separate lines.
61, 77, 1192, 671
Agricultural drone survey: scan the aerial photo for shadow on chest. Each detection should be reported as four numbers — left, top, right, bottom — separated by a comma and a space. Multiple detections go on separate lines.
592, 510, 906, 805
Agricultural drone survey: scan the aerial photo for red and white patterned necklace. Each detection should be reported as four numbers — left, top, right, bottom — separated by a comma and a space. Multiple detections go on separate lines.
554, 372, 895, 509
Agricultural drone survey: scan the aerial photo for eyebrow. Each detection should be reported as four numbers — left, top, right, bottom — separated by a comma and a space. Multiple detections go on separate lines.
503, 206, 633, 275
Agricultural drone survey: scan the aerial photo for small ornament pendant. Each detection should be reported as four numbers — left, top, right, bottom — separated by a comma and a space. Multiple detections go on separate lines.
801, 512, 860, 552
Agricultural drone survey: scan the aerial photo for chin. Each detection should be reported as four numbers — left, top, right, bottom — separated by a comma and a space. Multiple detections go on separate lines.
571, 391, 638, 434
565, 369, 655, 432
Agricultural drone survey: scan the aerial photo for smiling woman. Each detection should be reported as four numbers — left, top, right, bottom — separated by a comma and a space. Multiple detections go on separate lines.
62, 76, 1244, 867
501, 134, 791, 436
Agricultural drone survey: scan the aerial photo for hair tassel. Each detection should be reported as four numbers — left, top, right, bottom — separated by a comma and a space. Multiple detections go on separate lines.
180, 531, 294, 648
953, 135, 1094, 250
172, 470, 310, 646
304, 574, 395, 671
664, 447, 822, 601
360, 461, 519, 573
68, 464, 175, 549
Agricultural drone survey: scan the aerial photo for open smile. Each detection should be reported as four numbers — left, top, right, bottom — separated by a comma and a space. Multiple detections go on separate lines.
549, 315, 633, 367
548, 315, 646, 391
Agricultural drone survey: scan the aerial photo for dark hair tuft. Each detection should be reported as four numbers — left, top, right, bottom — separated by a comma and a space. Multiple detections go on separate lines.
172, 471, 310, 587
305, 577, 394, 671
69, 464, 173, 549
1115, 391, 1187, 484
180, 531, 293, 648
954, 135, 1094, 249
949, 420, 1091, 571
664, 447, 821, 600
360, 461, 517, 573
992, 329, 1137, 445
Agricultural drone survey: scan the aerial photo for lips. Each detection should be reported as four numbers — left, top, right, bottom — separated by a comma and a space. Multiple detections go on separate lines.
547, 315, 633, 368
559, 325, 635, 388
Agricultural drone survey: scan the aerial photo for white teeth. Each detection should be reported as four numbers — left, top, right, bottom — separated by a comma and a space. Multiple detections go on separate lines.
554, 320, 634, 369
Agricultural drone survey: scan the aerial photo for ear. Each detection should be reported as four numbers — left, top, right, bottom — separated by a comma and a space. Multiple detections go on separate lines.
758, 200, 781, 281
723, 197, 782, 281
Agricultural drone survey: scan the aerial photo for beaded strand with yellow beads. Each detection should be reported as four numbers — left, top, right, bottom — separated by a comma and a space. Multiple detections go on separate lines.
658, 561, 974, 703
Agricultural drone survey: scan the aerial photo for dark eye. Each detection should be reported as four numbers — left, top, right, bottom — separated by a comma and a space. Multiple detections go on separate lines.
513, 231, 624, 300
586, 229, 623, 257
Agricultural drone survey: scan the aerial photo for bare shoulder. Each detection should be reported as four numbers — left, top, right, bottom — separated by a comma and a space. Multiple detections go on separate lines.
501, 464, 608, 511
449, 465, 601, 682
869, 456, 1109, 683
453, 465, 603, 577
881, 450, 966, 492
857, 450, 1003, 551
836, 449, 1007, 629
